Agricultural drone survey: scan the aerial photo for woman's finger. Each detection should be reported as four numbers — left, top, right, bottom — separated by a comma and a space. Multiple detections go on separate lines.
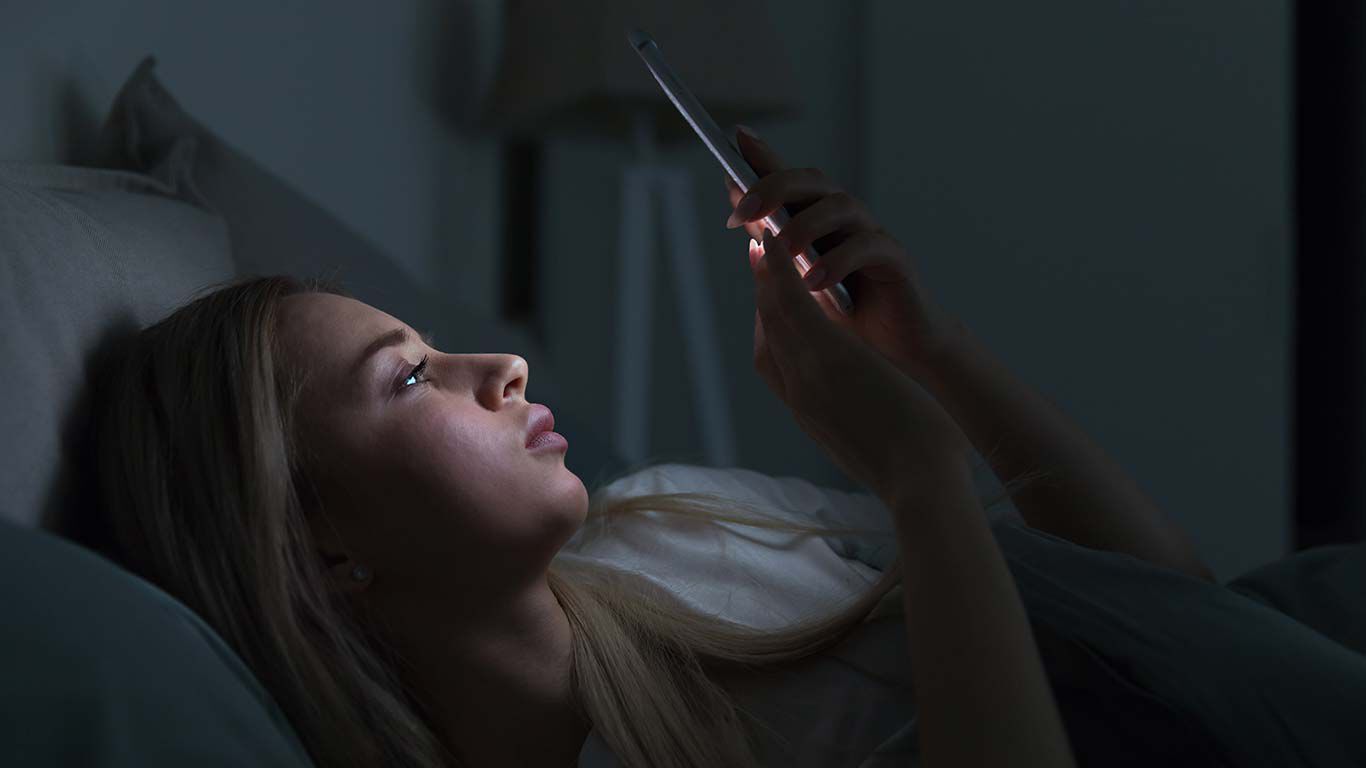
801, 230, 908, 292
766, 192, 880, 263
751, 236, 801, 364
727, 177, 768, 242
726, 167, 839, 230
752, 307, 786, 401
749, 240, 789, 401
754, 231, 829, 341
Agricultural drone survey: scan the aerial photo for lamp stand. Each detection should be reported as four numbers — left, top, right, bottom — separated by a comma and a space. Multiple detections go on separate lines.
614, 111, 736, 468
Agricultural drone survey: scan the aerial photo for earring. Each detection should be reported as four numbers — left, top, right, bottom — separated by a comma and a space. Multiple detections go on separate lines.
350, 564, 372, 583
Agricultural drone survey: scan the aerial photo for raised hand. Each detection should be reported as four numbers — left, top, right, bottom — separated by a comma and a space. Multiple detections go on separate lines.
748, 229, 972, 506
725, 126, 960, 382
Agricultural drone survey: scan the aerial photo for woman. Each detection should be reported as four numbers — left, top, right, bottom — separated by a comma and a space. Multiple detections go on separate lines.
92, 127, 1364, 768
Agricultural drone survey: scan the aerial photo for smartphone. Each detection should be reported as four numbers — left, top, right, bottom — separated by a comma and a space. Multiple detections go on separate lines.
626, 27, 855, 315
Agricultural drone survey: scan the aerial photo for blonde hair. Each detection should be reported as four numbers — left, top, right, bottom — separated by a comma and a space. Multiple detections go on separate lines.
93, 274, 1041, 767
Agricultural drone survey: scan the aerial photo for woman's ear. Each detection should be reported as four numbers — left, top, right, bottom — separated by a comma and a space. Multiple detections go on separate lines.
318, 548, 374, 594
311, 515, 373, 594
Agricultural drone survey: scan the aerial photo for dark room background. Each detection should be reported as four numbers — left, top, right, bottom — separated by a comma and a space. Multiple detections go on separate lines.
8, 1, 1362, 583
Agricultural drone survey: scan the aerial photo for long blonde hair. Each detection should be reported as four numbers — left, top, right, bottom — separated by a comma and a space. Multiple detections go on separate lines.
93, 274, 1041, 767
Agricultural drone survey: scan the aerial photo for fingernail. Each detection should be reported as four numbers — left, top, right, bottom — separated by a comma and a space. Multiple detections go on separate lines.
726, 194, 761, 228
737, 124, 762, 143
803, 264, 826, 288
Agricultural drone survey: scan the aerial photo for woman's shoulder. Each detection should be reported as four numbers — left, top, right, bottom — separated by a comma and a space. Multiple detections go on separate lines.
588, 462, 901, 566
591, 462, 877, 516
565, 462, 889, 632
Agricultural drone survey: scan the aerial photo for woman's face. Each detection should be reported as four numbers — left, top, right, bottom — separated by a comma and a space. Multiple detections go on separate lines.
276, 292, 588, 601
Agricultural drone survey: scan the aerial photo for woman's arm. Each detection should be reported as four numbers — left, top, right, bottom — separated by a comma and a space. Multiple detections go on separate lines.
720, 129, 1207, 581
891, 454, 1076, 768
913, 317, 1215, 583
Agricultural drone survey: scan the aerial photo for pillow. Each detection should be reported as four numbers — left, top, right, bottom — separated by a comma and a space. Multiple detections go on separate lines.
0, 161, 235, 535
0, 518, 314, 767
559, 462, 1024, 629
93, 55, 629, 490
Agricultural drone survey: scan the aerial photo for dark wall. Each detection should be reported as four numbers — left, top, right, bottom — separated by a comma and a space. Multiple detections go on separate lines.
866, 1, 1291, 582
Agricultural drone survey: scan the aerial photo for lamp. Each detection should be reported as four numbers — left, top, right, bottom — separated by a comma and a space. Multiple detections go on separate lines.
480, 0, 802, 468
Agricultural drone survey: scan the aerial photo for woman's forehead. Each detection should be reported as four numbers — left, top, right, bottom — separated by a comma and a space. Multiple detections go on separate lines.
279, 294, 401, 374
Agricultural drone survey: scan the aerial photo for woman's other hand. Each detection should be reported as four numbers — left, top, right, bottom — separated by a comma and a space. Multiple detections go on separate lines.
749, 229, 971, 507
725, 127, 959, 382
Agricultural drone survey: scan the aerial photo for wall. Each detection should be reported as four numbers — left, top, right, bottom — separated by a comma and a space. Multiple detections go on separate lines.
0, 0, 505, 317
864, 1, 1291, 581
536, 0, 866, 492
0, 0, 868, 505
3, 1, 1292, 582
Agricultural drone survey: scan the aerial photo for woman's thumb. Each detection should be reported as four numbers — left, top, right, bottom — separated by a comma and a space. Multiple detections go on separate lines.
757, 229, 825, 329
760, 230, 802, 291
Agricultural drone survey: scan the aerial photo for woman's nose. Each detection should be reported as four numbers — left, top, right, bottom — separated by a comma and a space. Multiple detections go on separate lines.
458, 354, 527, 407
496, 354, 528, 400
478, 352, 530, 404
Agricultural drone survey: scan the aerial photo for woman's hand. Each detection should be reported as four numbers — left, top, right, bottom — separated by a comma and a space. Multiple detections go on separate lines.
749, 229, 972, 506
725, 127, 960, 382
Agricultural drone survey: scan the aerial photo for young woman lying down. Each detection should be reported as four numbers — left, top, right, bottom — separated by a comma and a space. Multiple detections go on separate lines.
92, 127, 1366, 767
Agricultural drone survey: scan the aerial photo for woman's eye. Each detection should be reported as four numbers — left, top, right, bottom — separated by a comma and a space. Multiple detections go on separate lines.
399, 355, 431, 391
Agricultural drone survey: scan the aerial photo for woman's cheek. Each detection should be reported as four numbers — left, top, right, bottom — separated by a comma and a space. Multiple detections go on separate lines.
418, 411, 505, 476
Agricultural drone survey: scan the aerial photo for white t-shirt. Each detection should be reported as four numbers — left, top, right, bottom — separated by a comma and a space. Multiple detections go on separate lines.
559, 462, 1022, 767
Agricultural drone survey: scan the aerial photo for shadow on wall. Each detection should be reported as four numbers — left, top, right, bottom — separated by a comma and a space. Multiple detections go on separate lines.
414, 0, 493, 136
55, 73, 103, 166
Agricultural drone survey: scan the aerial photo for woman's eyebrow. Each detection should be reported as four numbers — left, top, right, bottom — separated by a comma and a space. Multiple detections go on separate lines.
351, 327, 438, 375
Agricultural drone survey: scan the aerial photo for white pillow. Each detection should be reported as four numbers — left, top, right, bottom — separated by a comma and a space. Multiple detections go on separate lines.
558, 462, 1022, 630
0, 161, 234, 535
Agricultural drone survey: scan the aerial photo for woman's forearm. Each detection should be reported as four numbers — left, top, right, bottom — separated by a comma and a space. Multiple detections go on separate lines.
910, 316, 1215, 582
891, 456, 1075, 768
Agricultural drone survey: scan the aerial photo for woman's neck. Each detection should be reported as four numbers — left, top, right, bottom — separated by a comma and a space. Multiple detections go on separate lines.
387, 575, 589, 767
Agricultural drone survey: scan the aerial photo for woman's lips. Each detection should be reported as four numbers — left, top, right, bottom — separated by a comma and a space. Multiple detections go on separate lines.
526, 430, 568, 451
524, 404, 556, 447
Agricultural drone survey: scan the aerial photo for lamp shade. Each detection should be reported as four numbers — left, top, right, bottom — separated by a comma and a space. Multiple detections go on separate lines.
478, 0, 803, 142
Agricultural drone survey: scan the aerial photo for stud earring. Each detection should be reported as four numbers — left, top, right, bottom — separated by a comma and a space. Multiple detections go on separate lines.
350, 564, 372, 583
